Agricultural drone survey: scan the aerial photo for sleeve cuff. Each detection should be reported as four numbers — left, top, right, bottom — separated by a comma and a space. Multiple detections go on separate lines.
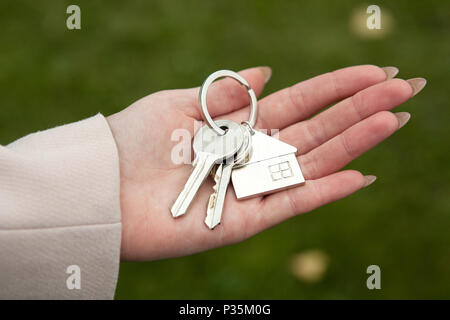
0, 114, 122, 299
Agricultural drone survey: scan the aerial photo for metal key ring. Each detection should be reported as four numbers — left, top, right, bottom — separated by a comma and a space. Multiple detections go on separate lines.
199, 70, 258, 136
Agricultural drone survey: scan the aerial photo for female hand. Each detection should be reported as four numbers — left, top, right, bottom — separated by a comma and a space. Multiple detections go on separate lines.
106, 65, 425, 261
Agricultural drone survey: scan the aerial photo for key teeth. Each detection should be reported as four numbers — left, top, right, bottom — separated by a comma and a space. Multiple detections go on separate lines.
205, 168, 221, 228
205, 194, 221, 229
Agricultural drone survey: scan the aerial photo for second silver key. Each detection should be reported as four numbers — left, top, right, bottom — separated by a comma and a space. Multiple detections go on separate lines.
205, 124, 253, 229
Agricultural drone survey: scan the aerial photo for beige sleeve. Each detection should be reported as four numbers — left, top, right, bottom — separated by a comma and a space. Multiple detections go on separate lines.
0, 114, 122, 299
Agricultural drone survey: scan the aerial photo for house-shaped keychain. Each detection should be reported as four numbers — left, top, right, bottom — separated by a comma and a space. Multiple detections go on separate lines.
231, 130, 305, 200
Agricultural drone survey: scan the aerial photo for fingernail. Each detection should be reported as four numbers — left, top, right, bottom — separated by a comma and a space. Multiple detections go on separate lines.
364, 175, 377, 187
258, 66, 272, 83
394, 112, 411, 129
382, 66, 399, 80
407, 78, 427, 96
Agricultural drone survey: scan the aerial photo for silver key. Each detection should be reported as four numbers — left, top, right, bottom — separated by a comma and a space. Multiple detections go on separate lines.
205, 125, 252, 229
171, 120, 244, 218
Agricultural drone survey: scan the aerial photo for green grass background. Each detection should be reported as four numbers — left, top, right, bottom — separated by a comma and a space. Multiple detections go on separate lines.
0, 0, 449, 299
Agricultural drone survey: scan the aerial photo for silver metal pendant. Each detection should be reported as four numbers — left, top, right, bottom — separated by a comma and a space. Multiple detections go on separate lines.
231, 130, 305, 199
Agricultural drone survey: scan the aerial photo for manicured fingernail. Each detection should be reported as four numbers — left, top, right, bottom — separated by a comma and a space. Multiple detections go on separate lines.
407, 78, 427, 96
258, 66, 272, 83
382, 66, 399, 80
394, 112, 411, 129
364, 175, 377, 187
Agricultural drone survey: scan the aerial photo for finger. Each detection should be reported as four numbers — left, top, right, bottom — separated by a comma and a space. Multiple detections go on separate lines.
251, 170, 368, 233
186, 66, 271, 119
226, 65, 390, 129
281, 78, 414, 155
298, 111, 403, 180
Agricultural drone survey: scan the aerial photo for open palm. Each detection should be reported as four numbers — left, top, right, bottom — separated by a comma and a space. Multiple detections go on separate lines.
106, 65, 424, 261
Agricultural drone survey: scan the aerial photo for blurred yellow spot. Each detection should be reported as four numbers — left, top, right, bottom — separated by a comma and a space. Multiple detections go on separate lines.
289, 249, 329, 283
349, 6, 393, 39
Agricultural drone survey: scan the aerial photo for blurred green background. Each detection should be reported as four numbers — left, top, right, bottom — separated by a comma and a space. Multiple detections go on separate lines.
1, 0, 449, 299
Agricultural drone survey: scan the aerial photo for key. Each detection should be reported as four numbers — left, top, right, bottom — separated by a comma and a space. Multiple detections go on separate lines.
231, 129, 305, 199
171, 120, 244, 218
205, 124, 252, 229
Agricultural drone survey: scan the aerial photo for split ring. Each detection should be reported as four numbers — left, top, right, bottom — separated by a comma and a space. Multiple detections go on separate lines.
199, 70, 258, 136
